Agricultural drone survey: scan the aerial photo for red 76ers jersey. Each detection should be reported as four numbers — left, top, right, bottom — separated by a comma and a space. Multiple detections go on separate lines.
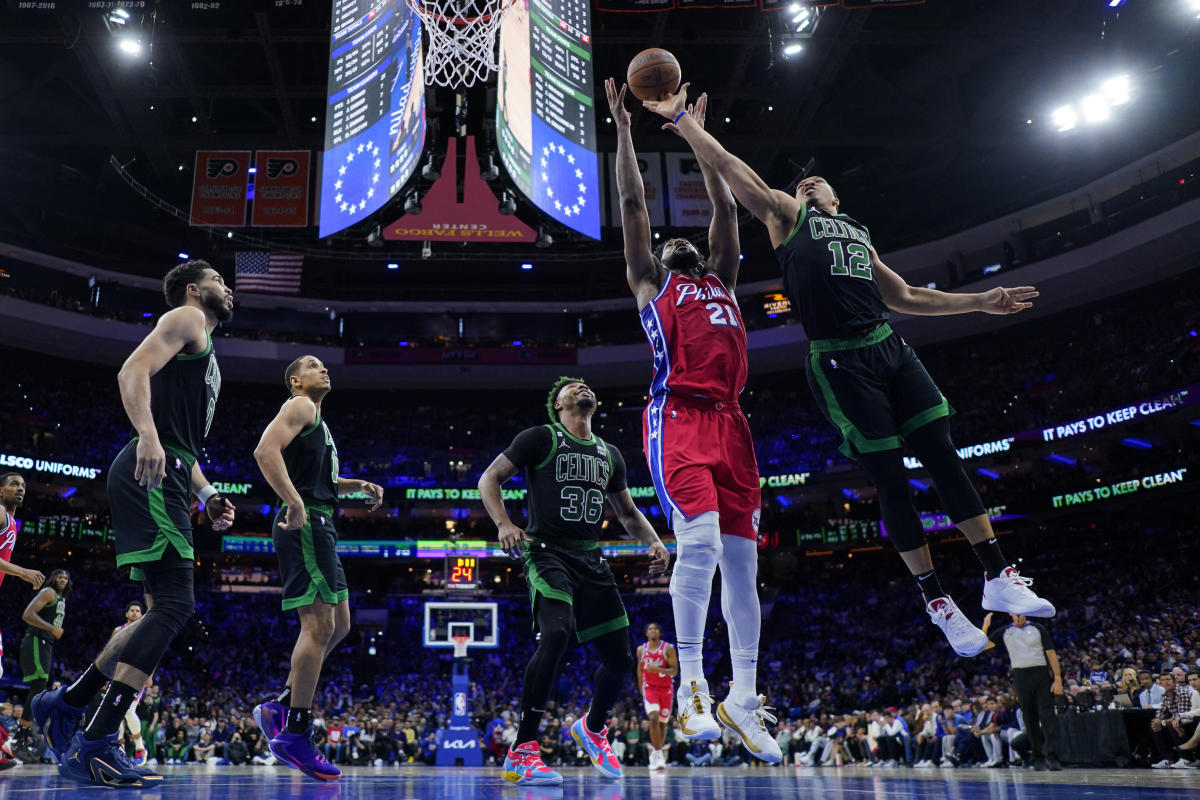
0, 513, 17, 588
639, 272, 748, 402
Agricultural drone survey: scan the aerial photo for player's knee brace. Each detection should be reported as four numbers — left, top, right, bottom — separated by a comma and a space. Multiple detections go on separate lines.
905, 420, 986, 523
121, 565, 195, 674
534, 599, 573, 656
669, 511, 721, 611
859, 451, 927, 552
593, 630, 635, 673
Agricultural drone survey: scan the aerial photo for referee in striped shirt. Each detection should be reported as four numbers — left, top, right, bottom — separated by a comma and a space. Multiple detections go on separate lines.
982, 612, 1063, 771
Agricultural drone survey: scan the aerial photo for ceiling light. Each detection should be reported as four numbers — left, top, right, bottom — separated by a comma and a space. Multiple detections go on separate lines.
520, 263, 533, 270
118, 39, 141, 56
783, 43, 803, 57
498, 190, 516, 215
107, 9, 130, 25
177, 252, 189, 259
1080, 94, 1110, 123
387, 263, 399, 270
1101, 74, 1130, 105
1051, 105, 1077, 132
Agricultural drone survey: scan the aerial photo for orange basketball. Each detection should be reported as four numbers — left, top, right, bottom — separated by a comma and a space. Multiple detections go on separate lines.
626, 48, 681, 102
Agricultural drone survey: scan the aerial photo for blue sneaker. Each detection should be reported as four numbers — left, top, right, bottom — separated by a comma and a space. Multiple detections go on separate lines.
58, 731, 163, 788
570, 717, 622, 778
253, 701, 286, 740
268, 731, 341, 781
502, 740, 563, 786
30, 686, 87, 763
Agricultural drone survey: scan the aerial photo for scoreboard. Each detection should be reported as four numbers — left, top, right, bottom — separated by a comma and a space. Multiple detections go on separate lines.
447, 556, 480, 589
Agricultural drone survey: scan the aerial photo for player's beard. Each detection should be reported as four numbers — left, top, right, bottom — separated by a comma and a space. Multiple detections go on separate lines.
203, 289, 234, 323
662, 248, 704, 278
576, 395, 597, 413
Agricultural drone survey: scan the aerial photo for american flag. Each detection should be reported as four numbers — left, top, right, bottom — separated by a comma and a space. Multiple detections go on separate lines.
234, 252, 303, 295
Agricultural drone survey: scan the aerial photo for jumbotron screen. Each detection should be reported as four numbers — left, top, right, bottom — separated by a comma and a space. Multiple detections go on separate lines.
496, 0, 601, 239
319, 0, 426, 237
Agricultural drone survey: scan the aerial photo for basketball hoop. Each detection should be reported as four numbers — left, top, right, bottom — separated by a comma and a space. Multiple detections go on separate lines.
407, 0, 516, 88
452, 633, 471, 659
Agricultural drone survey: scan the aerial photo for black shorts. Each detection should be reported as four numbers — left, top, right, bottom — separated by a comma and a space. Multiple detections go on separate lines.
805, 324, 954, 459
273, 502, 348, 611
20, 634, 53, 683
523, 539, 629, 644
109, 439, 197, 575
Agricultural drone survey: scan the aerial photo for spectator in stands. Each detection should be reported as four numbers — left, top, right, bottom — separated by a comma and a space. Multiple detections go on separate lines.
1138, 670, 1165, 709
1113, 669, 1140, 708
1150, 672, 1193, 768
877, 710, 906, 766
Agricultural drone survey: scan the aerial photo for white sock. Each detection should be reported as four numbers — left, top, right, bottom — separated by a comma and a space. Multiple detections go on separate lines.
720, 534, 761, 703
670, 511, 721, 690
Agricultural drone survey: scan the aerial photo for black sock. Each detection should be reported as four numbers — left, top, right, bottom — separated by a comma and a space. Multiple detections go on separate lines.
915, 570, 946, 605
516, 708, 544, 745
285, 707, 312, 735
585, 706, 609, 734
972, 538, 1008, 579
63, 663, 109, 708
275, 686, 292, 707
84, 681, 137, 741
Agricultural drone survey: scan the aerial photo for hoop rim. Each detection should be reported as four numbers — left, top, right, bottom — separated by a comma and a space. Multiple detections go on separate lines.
406, 0, 516, 26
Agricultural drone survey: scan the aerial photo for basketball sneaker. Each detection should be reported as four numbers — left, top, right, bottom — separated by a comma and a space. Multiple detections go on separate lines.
570, 718, 622, 778
269, 732, 341, 781
927, 597, 989, 657
253, 700, 286, 741
30, 686, 87, 762
982, 567, 1056, 617
677, 679, 721, 740
58, 731, 163, 788
502, 740, 563, 786
133, 748, 148, 767
716, 694, 783, 763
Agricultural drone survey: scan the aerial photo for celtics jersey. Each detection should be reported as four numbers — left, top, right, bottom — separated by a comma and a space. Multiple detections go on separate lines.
502, 423, 628, 546
28, 591, 64, 641
281, 402, 339, 506
775, 205, 891, 340
149, 331, 220, 458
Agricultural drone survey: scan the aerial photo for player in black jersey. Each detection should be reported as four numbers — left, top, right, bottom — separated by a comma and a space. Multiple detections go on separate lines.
252, 354, 383, 782
479, 377, 669, 785
645, 88, 1054, 659
36, 261, 236, 787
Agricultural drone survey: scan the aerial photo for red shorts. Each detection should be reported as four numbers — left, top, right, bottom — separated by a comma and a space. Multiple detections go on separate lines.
644, 395, 761, 539
643, 683, 674, 721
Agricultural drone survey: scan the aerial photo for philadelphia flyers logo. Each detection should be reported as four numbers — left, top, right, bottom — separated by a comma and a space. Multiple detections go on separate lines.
205, 158, 240, 178
266, 158, 299, 179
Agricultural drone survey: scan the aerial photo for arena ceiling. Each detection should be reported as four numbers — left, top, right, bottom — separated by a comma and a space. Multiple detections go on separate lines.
0, 0, 1198, 301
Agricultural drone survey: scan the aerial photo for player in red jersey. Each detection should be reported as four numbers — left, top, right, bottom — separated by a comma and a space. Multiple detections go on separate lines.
636, 622, 678, 770
607, 78, 780, 763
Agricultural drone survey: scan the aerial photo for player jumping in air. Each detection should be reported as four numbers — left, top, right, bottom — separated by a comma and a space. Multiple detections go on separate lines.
479, 377, 670, 785
607, 77, 782, 762
643, 85, 1054, 658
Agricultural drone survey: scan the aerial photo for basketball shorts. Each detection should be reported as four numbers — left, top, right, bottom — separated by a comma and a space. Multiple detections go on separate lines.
274, 502, 348, 611
523, 539, 629, 644
643, 396, 761, 539
643, 684, 674, 722
109, 438, 197, 577
805, 324, 954, 460
19, 634, 53, 683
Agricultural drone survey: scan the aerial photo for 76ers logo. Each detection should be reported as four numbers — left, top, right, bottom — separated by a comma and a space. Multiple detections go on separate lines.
0, 527, 15, 552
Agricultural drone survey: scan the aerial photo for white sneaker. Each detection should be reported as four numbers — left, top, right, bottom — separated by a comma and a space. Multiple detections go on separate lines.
678, 679, 721, 740
1171, 758, 1192, 769
982, 567, 1056, 617
657, 749, 668, 770
716, 694, 783, 764
1151, 759, 1172, 769
927, 597, 989, 656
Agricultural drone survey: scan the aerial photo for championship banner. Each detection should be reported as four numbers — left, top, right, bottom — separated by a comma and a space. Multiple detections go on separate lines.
593, 0, 675, 11
190, 150, 251, 227
665, 152, 713, 228
250, 150, 311, 227
606, 152, 665, 227
677, 0, 757, 8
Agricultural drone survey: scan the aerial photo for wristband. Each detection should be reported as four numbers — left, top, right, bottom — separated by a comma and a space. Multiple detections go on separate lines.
673, 110, 687, 125
197, 484, 220, 504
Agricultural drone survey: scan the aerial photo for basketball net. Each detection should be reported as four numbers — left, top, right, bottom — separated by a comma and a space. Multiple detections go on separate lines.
407, 0, 516, 88
452, 633, 470, 659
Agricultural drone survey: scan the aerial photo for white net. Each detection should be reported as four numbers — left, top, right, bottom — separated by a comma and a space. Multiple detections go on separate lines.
408, 0, 516, 88
452, 635, 470, 658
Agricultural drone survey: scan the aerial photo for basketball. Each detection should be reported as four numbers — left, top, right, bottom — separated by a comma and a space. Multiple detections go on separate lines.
626, 48, 681, 102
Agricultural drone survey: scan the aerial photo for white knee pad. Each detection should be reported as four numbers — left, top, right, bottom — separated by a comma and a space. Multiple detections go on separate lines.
669, 511, 722, 613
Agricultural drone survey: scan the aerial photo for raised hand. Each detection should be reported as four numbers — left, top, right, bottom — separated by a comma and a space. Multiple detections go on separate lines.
604, 78, 632, 129
980, 286, 1038, 315
643, 82, 691, 129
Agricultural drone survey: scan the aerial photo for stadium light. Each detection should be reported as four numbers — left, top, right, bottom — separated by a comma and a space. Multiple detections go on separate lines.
783, 43, 803, 57
520, 263, 533, 270
117, 38, 142, 57
177, 251, 189, 259
1101, 74, 1131, 105
1052, 105, 1078, 132
1080, 94, 1110, 123
387, 263, 399, 270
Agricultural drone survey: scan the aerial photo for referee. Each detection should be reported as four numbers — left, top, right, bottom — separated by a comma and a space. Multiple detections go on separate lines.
982, 612, 1063, 770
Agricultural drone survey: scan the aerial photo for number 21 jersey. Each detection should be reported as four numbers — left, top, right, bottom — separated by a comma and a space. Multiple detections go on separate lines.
639, 272, 748, 403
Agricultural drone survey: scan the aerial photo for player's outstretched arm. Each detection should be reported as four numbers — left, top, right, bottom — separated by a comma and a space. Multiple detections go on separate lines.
606, 78, 662, 306
118, 305, 209, 491
644, 85, 800, 247
253, 396, 315, 530
682, 93, 741, 291
0, 559, 43, 589
872, 248, 1038, 317
607, 488, 669, 575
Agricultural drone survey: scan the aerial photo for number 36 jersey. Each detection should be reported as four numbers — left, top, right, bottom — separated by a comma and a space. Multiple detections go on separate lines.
640, 271, 748, 403
775, 205, 890, 341
503, 423, 628, 546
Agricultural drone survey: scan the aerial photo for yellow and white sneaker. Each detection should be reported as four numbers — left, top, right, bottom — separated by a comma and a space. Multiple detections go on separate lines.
716, 694, 783, 763
677, 679, 721, 740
